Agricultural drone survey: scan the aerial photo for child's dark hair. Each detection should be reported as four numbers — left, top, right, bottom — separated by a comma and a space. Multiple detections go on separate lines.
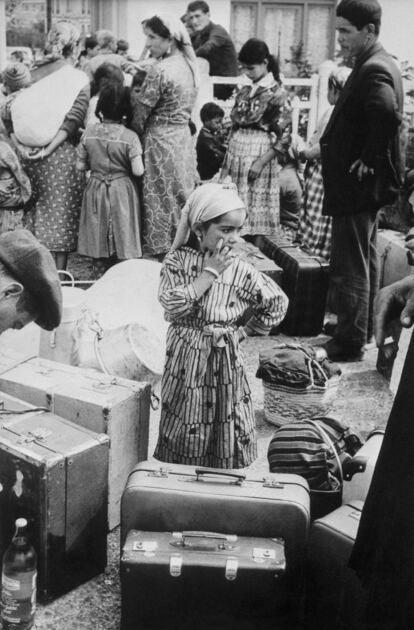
85, 35, 98, 51
200, 102, 224, 124
131, 68, 147, 89
337, 0, 381, 34
95, 82, 129, 122
238, 38, 280, 83
117, 38, 129, 53
91, 62, 124, 96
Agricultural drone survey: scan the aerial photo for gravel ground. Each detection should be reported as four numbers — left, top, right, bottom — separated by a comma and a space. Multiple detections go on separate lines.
31, 254, 394, 629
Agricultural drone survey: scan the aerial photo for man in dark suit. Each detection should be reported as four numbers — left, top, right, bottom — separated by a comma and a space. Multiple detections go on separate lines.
320, 0, 403, 361
187, 0, 239, 100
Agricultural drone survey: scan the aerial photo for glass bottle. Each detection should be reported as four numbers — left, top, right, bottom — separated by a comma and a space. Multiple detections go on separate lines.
1, 518, 37, 630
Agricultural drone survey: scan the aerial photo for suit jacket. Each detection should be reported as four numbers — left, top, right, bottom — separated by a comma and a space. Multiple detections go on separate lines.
191, 22, 238, 78
320, 42, 403, 216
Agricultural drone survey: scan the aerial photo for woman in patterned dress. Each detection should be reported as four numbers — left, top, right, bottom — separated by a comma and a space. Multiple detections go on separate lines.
295, 66, 352, 262
13, 21, 89, 270
130, 15, 199, 259
221, 38, 291, 241
154, 182, 288, 468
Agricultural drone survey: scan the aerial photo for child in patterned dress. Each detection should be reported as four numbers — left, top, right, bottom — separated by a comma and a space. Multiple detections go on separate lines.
76, 82, 143, 278
220, 39, 291, 242
155, 182, 288, 468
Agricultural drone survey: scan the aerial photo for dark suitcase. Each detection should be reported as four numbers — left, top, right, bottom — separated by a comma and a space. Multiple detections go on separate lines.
257, 235, 329, 335
0, 393, 109, 599
121, 529, 286, 630
121, 463, 310, 607
234, 240, 283, 327
305, 501, 366, 630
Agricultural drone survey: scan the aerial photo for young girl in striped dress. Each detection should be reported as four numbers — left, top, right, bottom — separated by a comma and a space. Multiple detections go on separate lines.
154, 182, 288, 469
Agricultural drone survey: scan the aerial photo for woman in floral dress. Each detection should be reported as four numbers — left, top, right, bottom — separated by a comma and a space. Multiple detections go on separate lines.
221, 38, 291, 240
14, 21, 89, 270
131, 15, 199, 259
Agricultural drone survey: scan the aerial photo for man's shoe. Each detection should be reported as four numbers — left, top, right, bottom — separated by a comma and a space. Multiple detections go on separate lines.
321, 339, 365, 362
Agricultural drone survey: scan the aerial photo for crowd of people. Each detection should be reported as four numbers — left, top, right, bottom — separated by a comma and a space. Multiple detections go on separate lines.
0, 0, 405, 459
0, 1, 411, 625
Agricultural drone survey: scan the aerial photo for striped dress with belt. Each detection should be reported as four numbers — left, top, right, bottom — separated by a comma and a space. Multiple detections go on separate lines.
154, 246, 288, 469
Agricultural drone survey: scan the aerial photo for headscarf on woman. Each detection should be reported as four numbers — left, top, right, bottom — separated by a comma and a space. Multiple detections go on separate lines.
171, 181, 245, 250
151, 13, 199, 87
45, 20, 80, 58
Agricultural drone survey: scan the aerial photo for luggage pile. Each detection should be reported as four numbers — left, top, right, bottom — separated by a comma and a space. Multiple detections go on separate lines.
0, 349, 151, 598
120, 463, 310, 629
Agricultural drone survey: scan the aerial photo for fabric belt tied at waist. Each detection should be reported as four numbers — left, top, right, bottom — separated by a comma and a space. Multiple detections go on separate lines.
90, 172, 126, 187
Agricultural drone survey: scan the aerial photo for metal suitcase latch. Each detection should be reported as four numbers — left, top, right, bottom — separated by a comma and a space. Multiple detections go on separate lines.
252, 547, 277, 562
169, 554, 182, 577
148, 467, 170, 478
225, 557, 238, 581
132, 540, 158, 553
262, 477, 284, 489
19, 427, 53, 443
349, 510, 361, 522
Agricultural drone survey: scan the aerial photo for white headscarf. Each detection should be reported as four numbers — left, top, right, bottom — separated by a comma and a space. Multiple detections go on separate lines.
149, 14, 199, 87
171, 182, 245, 251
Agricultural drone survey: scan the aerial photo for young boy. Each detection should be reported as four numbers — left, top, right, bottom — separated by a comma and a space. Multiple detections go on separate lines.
0, 62, 31, 136
196, 102, 226, 181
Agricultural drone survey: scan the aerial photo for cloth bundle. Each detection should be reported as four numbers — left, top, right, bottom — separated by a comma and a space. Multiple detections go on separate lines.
268, 416, 363, 519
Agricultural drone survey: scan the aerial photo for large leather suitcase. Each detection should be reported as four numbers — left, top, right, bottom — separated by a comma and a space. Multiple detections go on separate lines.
343, 429, 384, 504
121, 529, 287, 630
305, 501, 366, 630
121, 462, 310, 608
0, 356, 150, 529
257, 235, 329, 335
0, 392, 109, 599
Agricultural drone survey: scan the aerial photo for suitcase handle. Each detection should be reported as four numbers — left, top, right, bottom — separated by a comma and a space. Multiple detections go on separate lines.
195, 468, 246, 485
180, 531, 237, 542
171, 531, 238, 551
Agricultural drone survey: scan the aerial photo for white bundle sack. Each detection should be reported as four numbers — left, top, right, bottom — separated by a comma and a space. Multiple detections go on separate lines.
11, 65, 89, 147
73, 260, 168, 385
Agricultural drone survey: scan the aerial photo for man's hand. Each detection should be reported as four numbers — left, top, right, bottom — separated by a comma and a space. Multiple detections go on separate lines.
349, 159, 374, 181
374, 276, 414, 346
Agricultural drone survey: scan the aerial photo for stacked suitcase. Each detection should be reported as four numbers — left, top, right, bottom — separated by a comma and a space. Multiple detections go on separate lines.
0, 353, 152, 598
120, 462, 310, 629
0, 354, 151, 529
256, 235, 330, 335
305, 501, 366, 630
0, 392, 109, 598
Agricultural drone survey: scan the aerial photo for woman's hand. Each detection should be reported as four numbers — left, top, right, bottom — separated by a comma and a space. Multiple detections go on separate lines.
203, 238, 234, 276
248, 158, 265, 183
25, 146, 51, 162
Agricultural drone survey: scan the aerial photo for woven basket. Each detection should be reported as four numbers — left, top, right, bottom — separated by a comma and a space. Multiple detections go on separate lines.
263, 375, 341, 427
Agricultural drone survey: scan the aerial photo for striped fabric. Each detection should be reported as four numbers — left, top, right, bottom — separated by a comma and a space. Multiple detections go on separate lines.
267, 418, 349, 490
154, 246, 288, 469
296, 161, 332, 262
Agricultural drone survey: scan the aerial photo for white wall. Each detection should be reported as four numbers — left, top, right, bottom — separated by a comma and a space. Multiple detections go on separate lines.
380, 0, 414, 63
122, 0, 231, 57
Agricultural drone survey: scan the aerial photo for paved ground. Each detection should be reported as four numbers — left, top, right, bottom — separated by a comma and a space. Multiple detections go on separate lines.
32, 255, 395, 629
